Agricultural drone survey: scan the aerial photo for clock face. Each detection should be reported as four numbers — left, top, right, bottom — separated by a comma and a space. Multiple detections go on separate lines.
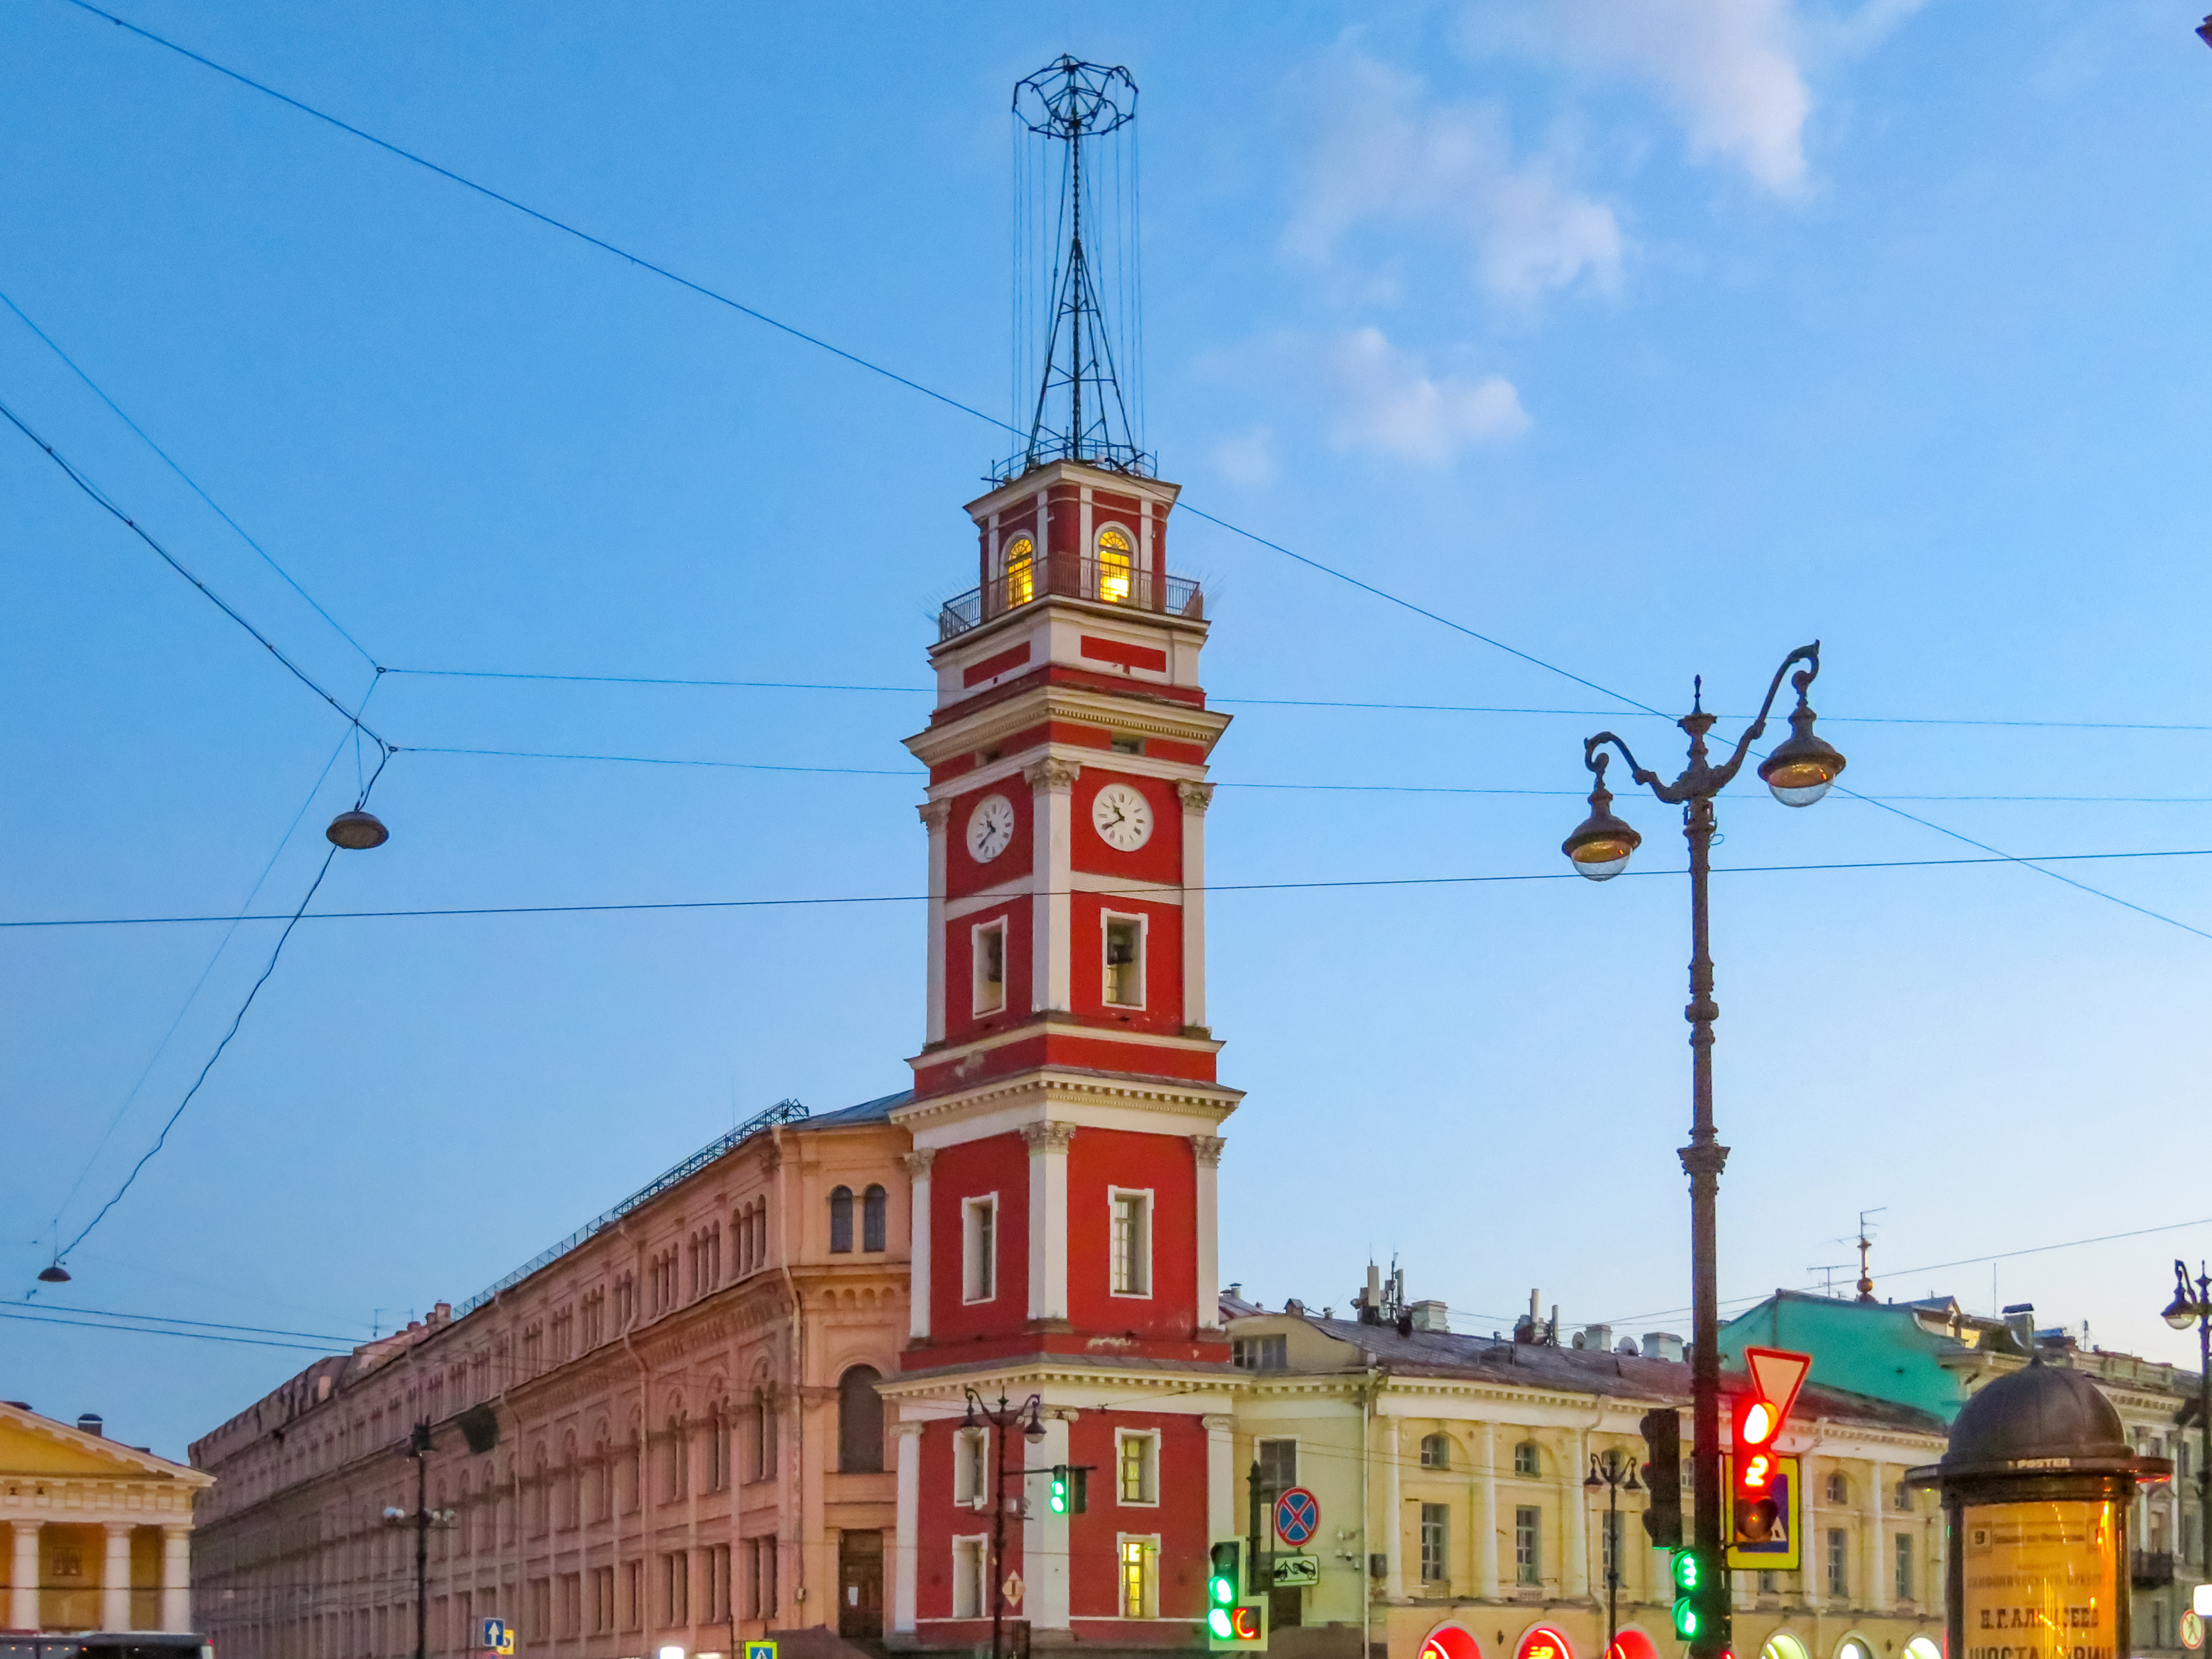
966, 793, 1016, 863
1091, 782, 1153, 852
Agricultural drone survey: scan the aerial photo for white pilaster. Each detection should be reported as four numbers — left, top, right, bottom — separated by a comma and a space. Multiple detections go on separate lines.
1029, 1413, 1073, 1630
1191, 1136, 1225, 1329
1565, 1431, 1589, 1599
919, 803, 950, 1045
11, 1522, 39, 1631
1177, 782, 1213, 1029
1803, 1446, 1825, 1611
103, 1521, 133, 1631
161, 1525, 191, 1631
1204, 1415, 1237, 1543
903, 1150, 935, 1342
1867, 1459, 1886, 1606
1473, 1423, 1499, 1599
893, 1421, 924, 1633
1027, 760, 1078, 1013
1021, 1123, 1076, 1321
1382, 1413, 1404, 1601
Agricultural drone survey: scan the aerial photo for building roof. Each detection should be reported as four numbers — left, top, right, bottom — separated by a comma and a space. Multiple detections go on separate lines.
1241, 1313, 1950, 1438
807, 1089, 913, 1126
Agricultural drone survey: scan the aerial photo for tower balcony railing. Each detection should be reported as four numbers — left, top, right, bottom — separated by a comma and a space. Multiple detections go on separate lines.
937, 554, 1203, 643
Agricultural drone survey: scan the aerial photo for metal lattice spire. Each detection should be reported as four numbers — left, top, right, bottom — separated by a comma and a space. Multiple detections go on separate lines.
1009, 56, 1146, 481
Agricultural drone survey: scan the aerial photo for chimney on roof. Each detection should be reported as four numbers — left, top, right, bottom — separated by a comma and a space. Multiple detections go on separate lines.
1579, 1324, 1614, 1353
2002, 1302, 2037, 1352
1643, 1332, 1685, 1363
1409, 1300, 1449, 1333
77, 1412, 104, 1437
431, 1303, 453, 1325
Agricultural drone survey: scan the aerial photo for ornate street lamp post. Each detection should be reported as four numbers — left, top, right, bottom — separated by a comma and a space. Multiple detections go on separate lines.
1563, 642, 1846, 1659
962, 1388, 1048, 1659
1584, 1449, 1644, 1654
2163, 1261, 2212, 1596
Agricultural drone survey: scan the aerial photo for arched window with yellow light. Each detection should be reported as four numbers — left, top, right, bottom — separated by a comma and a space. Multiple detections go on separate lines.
1095, 523, 1135, 605
1002, 533, 1037, 607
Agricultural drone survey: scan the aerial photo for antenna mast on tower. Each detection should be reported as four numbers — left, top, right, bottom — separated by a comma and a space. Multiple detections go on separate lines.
1007, 55, 1147, 482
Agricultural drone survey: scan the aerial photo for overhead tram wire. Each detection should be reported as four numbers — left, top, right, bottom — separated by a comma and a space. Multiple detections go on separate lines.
0, 1308, 338, 1354
0, 394, 389, 749
384, 669, 2212, 732
7, 846, 2212, 931
0, 285, 378, 669
48, 1, 2212, 941
17, 1302, 365, 1344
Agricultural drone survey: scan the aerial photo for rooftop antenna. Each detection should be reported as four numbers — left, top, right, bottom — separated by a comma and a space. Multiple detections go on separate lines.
1007, 56, 1146, 482
1807, 1263, 1851, 1297
1849, 1208, 1887, 1303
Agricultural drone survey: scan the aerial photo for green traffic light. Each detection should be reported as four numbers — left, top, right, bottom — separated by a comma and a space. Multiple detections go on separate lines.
1671, 1548, 1701, 1592
1207, 1609, 1234, 1640
1049, 1473, 1068, 1515
1674, 1598, 1701, 1640
1208, 1575, 1236, 1608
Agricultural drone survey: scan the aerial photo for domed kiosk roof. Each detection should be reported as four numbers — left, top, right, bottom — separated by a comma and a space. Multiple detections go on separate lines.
1940, 1361, 2136, 1476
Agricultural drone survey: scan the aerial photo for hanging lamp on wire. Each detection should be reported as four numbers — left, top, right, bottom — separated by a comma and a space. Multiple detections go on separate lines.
327, 741, 395, 849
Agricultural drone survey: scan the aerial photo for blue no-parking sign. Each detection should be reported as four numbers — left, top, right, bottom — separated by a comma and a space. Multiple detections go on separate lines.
1273, 1486, 1320, 1547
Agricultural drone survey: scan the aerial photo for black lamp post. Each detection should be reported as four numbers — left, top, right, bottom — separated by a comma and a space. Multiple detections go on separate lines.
2163, 1261, 2212, 1594
962, 1388, 1047, 1659
1563, 642, 1846, 1659
382, 1423, 456, 1659
1584, 1448, 1644, 1654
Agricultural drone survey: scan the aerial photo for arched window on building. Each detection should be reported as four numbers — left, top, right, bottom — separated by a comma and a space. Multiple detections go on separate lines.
1420, 1433, 1451, 1469
589, 1426, 611, 1522
1513, 1440, 1541, 1476
619, 1416, 642, 1514
1096, 524, 1135, 604
1004, 533, 1036, 607
862, 1185, 888, 1252
838, 1365, 885, 1473
829, 1186, 854, 1254
661, 1412, 687, 1502
528, 1446, 549, 1536
1825, 1472, 1849, 1504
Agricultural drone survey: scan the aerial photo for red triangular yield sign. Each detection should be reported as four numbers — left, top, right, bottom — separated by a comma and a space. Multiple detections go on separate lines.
1743, 1346, 1812, 1429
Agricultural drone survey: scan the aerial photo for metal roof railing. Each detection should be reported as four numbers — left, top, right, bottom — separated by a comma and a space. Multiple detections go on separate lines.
448, 1098, 809, 1321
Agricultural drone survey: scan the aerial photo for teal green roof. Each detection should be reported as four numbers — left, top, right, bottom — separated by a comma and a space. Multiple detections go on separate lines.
1719, 1289, 1971, 1423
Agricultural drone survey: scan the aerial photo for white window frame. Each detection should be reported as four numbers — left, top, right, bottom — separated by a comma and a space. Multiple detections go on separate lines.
1115, 1428, 1160, 1507
1114, 1533, 1160, 1618
1107, 1186, 1154, 1299
953, 1426, 989, 1508
951, 1535, 988, 1619
971, 919, 1007, 1016
1101, 911, 1147, 1009
962, 1195, 998, 1304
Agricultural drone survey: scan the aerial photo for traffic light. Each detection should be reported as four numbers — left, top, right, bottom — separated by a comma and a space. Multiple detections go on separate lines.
1049, 1466, 1070, 1515
1670, 1548, 1707, 1641
1207, 1540, 1267, 1651
1640, 1407, 1682, 1548
1732, 1347, 1810, 1549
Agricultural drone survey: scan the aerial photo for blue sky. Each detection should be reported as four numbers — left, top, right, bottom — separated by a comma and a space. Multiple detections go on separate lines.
5, 0, 2211, 1458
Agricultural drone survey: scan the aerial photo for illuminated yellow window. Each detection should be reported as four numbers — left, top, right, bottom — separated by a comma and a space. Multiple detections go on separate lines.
1003, 535, 1036, 605
1097, 526, 1133, 604
1118, 1538, 1156, 1618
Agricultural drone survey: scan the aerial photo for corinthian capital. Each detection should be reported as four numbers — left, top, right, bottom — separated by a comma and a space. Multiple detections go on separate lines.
1176, 780, 1216, 814
1019, 1120, 1079, 1153
1024, 757, 1082, 795
917, 800, 952, 831
899, 1149, 937, 1179
1190, 1134, 1226, 1166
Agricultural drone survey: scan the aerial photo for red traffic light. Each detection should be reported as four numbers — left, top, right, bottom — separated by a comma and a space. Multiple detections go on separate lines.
1228, 1608, 1261, 1641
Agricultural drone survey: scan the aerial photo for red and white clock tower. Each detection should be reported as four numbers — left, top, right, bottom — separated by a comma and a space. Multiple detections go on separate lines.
882, 454, 1243, 1650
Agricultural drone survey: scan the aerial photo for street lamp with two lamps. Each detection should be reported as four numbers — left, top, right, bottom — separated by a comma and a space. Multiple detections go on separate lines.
1583, 1449, 1645, 1654
2162, 1261, 2212, 1618
1562, 642, 1847, 1659
962, 1388, 1048, 1659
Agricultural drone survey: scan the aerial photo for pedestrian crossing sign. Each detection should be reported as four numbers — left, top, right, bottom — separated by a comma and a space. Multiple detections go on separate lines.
746, 1643, 777, 1659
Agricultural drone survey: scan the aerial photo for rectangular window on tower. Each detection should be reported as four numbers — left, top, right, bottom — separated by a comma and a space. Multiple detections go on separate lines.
1116, 1430, 1159, 1505
1103, 914, 1145, 1008
972, 920, 1006, 1016
962, 1197, 996, 1303
1109, 1189, 1152, 1296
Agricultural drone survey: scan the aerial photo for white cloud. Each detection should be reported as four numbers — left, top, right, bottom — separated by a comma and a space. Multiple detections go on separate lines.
1474, 0, 1927, 196
1283, 53, 1624, 303
1210, 427, 1279, 488
1324, 327, 1529, 463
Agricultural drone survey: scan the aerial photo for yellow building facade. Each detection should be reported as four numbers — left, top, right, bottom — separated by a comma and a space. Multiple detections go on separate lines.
1221, 1308, 1950, 1659
2, 1400, 211, 1632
